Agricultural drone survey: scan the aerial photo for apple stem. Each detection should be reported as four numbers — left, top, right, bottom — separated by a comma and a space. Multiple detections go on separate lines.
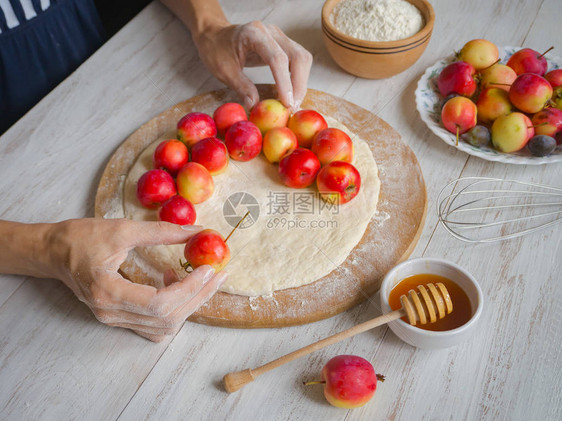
377, 374, 386, 382
303, 380, 326, 386
538, 46, 554, 59
225, 210, 250, 243
489, 82, 512, 87
528, 123, 547, 129
480, 58, 501, 72
179, 258, 193, 273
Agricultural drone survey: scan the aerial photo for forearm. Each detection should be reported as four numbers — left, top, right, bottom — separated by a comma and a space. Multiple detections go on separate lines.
160, 0, 229, 42
0, 220, 59, 279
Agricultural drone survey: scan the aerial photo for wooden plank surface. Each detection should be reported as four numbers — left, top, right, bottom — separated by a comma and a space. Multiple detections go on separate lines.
0, 0, 561, 420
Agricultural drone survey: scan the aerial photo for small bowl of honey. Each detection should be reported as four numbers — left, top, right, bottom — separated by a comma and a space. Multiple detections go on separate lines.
380, 258, 483, 349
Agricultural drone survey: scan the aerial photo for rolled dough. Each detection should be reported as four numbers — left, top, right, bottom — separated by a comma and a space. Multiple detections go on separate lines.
123, 115, 380, 296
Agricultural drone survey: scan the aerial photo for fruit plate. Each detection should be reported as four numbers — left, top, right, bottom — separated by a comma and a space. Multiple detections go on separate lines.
415, 45, 562, 165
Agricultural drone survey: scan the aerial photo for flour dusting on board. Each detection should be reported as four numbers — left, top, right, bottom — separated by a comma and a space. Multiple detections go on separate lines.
331, 0, 423, 42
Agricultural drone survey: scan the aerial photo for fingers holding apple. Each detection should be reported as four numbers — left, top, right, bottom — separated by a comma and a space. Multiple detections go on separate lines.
184, 229, 230, 271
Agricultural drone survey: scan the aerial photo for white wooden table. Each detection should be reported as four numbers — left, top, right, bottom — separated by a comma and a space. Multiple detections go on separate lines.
1, 0, 561, 419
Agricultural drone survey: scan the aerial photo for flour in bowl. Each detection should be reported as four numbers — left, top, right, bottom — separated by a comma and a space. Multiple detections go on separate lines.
331, 0, 423, 42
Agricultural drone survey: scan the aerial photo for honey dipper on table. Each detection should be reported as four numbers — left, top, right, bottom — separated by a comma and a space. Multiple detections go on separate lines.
223, 283, 453, 393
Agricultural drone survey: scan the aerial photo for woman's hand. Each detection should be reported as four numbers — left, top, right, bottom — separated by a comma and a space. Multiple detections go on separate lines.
160, 0, 313, 110
193, 21, 313, 110
0, 218, 227, 342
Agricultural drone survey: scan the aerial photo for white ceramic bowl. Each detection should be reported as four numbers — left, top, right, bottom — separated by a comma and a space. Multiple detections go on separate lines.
380, 258, 483, 349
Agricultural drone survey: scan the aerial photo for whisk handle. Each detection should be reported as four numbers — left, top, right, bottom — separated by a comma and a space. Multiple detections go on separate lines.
223, 309, 405, 393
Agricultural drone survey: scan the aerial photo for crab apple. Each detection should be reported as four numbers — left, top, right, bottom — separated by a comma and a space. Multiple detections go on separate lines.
249, 99, 290, 135
306, 355, 381, 408
457, 39, 499, 70
491, 112, 534, 153
545, 69, 562, 89
509, 73, 553, 114
191, 137, 229, 175
184, 229, 230, 271
159, 195, 196, 225
263, 127, 298, 163
153, 139, 189, 175
311, 128, 354, 166
176, 162, 214, 204
317, 161, 361, 205
177, 112, 217, 148
224, 121, 263, 161
480, 63, 517, 92
506, 47, 551, 76
287, 109, 328, 148
441, 96, 477, 138
136, 169, 176, 209
278, 148, 321, 188
437, 61, 477, 97
552, 86, 562, 111
476, 88, 512, 124
213, 102, 247, 136
531, 108, 562, 137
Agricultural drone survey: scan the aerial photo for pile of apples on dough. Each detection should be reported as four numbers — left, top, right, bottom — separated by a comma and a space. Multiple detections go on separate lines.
438, 39, 562, 157
126, 97, 380, 296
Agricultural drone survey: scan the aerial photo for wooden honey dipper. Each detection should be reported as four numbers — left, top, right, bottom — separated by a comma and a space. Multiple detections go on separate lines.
223, 283, 452, 393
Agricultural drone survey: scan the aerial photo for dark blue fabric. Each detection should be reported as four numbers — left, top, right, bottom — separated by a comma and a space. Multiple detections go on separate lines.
0, 0, 106, 133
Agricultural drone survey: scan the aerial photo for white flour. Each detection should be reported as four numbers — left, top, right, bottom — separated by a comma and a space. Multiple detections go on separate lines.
331, 0, 423, 42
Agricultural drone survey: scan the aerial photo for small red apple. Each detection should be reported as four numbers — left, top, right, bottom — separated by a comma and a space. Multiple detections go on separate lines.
437, 61, 477, 97
287, 109, 328, 148
491, 112, 534, 152
480, 63, 517, 92
278, 148, 321, 188
224, 121, 263, 162
263, 127, 298, 163
457, 39, 499, 71
184, 229, 230, 271
136, 169, 177, 209
305, 355, 383, 409
311, 128, 354, 166
190, 137, 229, 175
213, 102, 247, 136
441, 96, 477, 137
177, 112, 217, 148
316, 161, 361, 204
153, 139, 189, 175
506, 47, 550, 76
159, 195, 196, 225
476, 88, 512, 124
531, 108, 562, 137
545, 69, 562, 89
509, 73, 553, 114
176, 162, 214, 204
249, 99, 290, 135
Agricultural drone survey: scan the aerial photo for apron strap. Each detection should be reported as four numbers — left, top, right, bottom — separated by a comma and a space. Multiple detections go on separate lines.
0, 5, 8, 32
30, 0, 42, 15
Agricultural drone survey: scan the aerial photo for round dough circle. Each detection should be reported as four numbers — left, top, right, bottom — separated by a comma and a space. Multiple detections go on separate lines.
123, 115, 380, 296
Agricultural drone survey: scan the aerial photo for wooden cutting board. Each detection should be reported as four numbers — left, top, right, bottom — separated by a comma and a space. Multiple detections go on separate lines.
94, 85, 426, 328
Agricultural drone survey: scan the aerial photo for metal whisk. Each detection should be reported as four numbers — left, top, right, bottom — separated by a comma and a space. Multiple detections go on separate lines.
437, 177, 562, 243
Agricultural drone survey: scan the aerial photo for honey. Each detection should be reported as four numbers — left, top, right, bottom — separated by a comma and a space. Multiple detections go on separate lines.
388, 273, 472, 331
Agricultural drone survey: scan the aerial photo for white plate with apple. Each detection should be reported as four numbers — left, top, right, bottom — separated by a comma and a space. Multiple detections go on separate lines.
415, 45, 562, 165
